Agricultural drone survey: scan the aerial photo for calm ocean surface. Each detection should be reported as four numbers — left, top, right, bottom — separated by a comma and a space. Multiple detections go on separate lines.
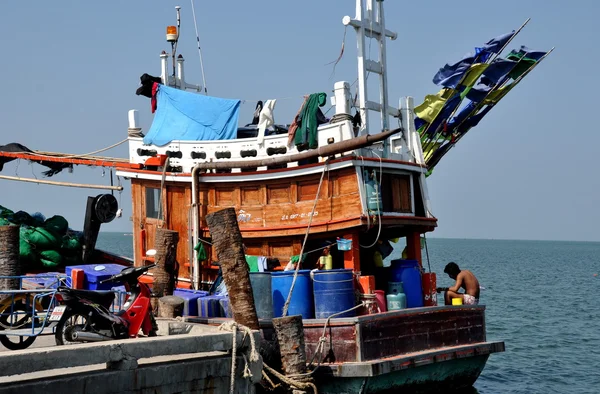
97, 233, 600, 393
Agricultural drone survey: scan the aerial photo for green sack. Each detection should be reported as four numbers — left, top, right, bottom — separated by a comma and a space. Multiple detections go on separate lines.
23, 227, 61, 250
19, 238, 37, 266
40, 250, 63, 267
61, 235, 82, 251
44, 215, 69, 235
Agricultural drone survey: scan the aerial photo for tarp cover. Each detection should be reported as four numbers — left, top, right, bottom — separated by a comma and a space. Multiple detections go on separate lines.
143, 84, 241, 146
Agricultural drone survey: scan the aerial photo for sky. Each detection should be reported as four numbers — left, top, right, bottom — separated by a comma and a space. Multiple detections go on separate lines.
0, 0, 597, 242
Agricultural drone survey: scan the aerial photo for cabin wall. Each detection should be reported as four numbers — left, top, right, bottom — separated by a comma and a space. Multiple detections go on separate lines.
131, 179, 191, 276
198, 168, 363, 238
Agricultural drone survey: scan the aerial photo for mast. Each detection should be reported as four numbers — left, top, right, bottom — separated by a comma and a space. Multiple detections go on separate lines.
343, 0, 399, 156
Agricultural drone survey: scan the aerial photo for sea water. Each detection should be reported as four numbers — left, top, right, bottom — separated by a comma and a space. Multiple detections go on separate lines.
97, 233, 600, 393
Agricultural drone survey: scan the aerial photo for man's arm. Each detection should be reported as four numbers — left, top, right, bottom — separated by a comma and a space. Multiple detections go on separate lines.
448, 273, 464, 293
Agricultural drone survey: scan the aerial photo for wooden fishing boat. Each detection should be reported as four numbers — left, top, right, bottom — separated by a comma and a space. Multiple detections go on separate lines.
1, 0, 555, 391
113, 1, 507, 392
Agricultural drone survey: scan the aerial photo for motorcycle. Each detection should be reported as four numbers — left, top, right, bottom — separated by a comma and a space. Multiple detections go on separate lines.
51, 264, 158, 345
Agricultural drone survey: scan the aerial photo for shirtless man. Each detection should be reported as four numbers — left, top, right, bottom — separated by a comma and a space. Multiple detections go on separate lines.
438, 262, 480, 305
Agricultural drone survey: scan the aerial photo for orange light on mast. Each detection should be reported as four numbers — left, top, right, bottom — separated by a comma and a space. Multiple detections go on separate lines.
166, 26, 178, 42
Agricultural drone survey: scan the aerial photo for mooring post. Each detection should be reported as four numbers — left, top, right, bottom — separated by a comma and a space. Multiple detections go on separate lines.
273, 315, 314, 393
0, 225, 21, 292
158, 295, 185, 318
152, 228, 179, 299
205, 208, 259, 330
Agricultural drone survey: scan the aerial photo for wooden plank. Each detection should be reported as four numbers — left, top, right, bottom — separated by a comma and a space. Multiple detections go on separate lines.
303, 324, 358, 363
241, 186, 261, 205
357, 309, 486, 361
267, 183, 291, 204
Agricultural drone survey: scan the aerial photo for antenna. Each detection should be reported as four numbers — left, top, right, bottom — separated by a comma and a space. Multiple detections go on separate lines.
190, 0, 208, 94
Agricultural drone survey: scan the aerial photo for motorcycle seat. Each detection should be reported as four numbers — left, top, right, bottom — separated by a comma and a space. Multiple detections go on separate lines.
60, 287, 116, 308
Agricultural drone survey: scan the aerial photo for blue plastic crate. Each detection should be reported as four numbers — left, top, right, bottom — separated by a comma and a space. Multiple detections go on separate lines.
111, 285, 129, 312
21, 272, 65, 290
65, 264, 126, 290
219, 297, 233, 318
198, 295, 226, 317
173, 288, 208, 316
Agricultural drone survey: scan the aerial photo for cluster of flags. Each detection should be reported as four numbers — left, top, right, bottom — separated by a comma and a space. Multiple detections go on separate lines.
414, 22, 552, 176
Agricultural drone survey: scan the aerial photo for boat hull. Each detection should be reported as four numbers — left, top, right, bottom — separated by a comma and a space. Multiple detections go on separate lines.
316, 354, 490, 394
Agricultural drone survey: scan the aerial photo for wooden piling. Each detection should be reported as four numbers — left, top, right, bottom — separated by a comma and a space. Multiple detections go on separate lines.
273, 315, 313, 393
205, 208, 259, 330
158, 295, 185, 318
0, 225, 21, 291
152, 228, 179, 298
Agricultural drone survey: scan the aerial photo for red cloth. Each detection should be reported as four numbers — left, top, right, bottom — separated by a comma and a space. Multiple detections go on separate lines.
151, 82, 159, 113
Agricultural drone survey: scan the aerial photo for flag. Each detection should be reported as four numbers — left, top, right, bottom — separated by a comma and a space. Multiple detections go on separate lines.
466, 83, 492, 103
447, 101, 478, 131
415, 88, 454, 124
455, 106, 493, 136
475, 31, 515, 62
432, 54, 475, 88
426, 93, 461, 137
507, 46, 548, 79
480, 58, 518, 85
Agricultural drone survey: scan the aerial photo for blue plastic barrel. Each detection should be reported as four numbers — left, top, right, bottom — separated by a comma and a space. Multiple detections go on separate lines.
312, 269, 356, 319
271, 270, 314, 319
390, 260, 424, 308
250, 272, 273, 320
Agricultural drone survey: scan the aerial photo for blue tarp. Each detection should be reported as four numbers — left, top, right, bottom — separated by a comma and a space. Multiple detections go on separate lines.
143, 84, 241, 146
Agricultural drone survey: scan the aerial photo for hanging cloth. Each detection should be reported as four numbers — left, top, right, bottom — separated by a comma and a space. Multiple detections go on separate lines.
194, 242, 207, 261
256, 99, 277, 145
295, 92, 327, 149
288, 96, 309, 145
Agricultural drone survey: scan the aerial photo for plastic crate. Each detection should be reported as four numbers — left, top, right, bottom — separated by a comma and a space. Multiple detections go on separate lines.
65, 264, 126, 290
219, 297, 233, 318
173, 288, 208, 316
198, 295, 226, 317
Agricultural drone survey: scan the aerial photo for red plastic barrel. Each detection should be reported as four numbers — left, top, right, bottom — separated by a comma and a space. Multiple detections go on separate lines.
422, 272, 437, 306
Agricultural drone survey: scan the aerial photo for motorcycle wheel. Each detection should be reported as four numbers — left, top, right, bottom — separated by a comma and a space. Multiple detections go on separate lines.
55, 309, 91, 346
0, 301, 37, 350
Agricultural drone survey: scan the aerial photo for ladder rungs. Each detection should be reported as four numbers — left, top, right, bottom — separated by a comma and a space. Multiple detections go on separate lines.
366, 60, 383, 74
366, 101, 400, 117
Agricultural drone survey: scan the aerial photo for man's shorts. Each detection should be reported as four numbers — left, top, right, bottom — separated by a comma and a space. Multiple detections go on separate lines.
463, 294, 479, 305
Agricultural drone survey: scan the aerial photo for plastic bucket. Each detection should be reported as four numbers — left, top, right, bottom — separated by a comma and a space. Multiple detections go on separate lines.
250, 272, 273, 320
374, 290, 387, 312
390, 259, 424, 308
271, 270, 314, 319
312, 269, 356, 319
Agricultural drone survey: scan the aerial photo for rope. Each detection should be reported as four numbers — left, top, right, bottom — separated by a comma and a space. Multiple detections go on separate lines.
218, 321, 261, 394
329, 113, 354, 124
283, 163, 328, 317
302, 302, 368, 375
263, 364, 318, 394
31, 139, 128, 159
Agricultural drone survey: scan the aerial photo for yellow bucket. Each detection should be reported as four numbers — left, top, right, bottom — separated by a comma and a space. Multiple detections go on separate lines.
452, 297, 463, 306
